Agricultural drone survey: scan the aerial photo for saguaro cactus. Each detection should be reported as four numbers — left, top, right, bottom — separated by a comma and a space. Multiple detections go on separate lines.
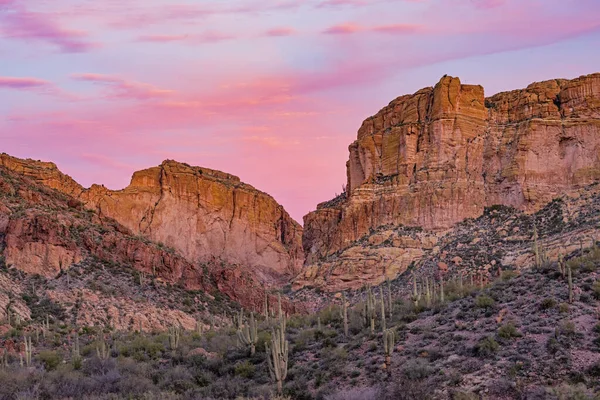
365, 286, 375, 333
264, 290, 270, 324
558, 252, 565, 278
237, 310, 258, 355
168, 325, 181, 350
383, 328, 395, 377
386, 278, 393, 319
425, 277, 432, 307
440, 278, 445, 304
96, 340, 109, 360
342, 292, 349, 337
266, 327, 289, 394
277, 293, 287, 332
379, 286, 386, 332
412, 274, 421, 307
568, 263, 574, 304
23, 336, 32, 367
72, 333, 81, 365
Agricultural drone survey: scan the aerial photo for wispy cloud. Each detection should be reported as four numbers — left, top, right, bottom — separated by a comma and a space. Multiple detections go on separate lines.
265, 27, 296, 37
72, 73, 174, 100
323, 23, 362, 34
0, 5, 98, 52
0, 76, 51, 89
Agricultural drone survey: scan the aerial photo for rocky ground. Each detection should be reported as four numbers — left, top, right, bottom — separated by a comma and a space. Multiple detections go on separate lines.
1, 241, 600, 399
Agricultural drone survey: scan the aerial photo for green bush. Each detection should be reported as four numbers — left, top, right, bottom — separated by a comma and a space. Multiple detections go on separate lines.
234, 360, 255, 378
475, 295, 495, 309
38, 350, 62, 370
539, 298, 556, 310
497, 323, 522, 339
475, 336, 499, 357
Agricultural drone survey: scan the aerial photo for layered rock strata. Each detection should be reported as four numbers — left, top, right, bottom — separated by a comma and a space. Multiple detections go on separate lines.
300, 73, 600, 289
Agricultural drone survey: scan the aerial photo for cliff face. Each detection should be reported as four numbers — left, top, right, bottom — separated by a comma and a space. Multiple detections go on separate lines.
300, 73, 600, 289
0, 155, 303, 285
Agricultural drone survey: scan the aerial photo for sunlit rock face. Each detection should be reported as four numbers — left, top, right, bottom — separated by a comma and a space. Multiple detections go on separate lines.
299, 73, 600, 290
0, 155, 304, 285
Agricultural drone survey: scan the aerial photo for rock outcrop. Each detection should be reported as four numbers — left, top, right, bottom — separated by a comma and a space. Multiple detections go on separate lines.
0, 155, 303, 285
299, 73, 600, 290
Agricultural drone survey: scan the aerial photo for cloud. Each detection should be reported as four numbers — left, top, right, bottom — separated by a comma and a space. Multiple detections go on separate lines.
371, 24, 420, 34
72, 73, 175, 100
265, 27, 296, 37
0, 76, 51, 89
137, 32, 234, 44
316, 0, 368, 7
323, 23, 362, 34
0, 6, 98, 52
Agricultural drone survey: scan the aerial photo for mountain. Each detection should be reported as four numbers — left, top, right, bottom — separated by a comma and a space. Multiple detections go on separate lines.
0, 155, 303, 285
298, 73, 600, 291
0, 157, 303, 331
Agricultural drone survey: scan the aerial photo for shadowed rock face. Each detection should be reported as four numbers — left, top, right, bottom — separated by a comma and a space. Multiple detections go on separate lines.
300, 73, 600, 289
0, 155, 303, 285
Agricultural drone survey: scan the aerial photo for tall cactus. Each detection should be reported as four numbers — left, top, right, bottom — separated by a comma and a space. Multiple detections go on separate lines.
277, 293, 287, 333
237, 310, 258, 355
96, 340, 109, 360
168, 325, 181, 350
568, 263, 574, 304
411, 274, 421, 307
532, 223, 541, 270
440, 278, 445, 304
558, 252, 565, 278
379, 286, 386, 332
342, 292, 349, 337
386, 278, 393, 319
424, 277, 432, 307
365, 286, 375, 333
195, 319, 203, 336
383, 328, 395, 377
266, 327, 289, 394
264, 290, 270, 324
72, 333, 81, 365
23, 336, 32, 367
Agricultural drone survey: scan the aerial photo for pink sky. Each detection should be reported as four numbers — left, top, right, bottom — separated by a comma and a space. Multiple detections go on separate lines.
1, 0, 599, 223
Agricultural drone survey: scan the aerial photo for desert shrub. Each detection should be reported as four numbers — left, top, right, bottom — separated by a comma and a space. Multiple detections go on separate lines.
119, 336, 165, 361
500, 270, 519, 281
497, 323, 522, 339
474, 336, 499, 357
38, 350, 62, 370
591, 281, 600, 300
234, 360, 256, 378
158, 365, 194, 394
452, 391, 479, 400
475, 295, 495, 309
558, 303, 570, 314
539, 298, 556, 310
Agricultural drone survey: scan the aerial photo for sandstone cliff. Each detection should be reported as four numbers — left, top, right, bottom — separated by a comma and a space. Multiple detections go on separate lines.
299, 73, 600, 290
0, 155, 303, 285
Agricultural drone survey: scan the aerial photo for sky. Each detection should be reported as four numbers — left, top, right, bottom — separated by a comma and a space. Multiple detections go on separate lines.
1, 0, 599, 223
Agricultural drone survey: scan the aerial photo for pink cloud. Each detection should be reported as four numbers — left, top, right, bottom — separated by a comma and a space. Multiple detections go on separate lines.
137, 32, 234, 44
0, 6, 98, 52
0, 76, 50, 89
72, 73, 174, 100
372, 24, 420, 34
265, 27, 296, 37
323, 23, 363, 34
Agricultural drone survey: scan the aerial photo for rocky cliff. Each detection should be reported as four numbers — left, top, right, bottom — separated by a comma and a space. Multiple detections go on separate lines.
299, 73, 600, 290
0, 155, 303, 285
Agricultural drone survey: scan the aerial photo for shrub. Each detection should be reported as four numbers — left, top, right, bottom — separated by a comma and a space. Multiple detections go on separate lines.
539, 298, 556, 310
234, 360, 256, 378
475, 295, 495, 309
38, 350, 62, 371
475, 336, 499, 357
497, 323, 522, 339
592, 281, 600, 300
